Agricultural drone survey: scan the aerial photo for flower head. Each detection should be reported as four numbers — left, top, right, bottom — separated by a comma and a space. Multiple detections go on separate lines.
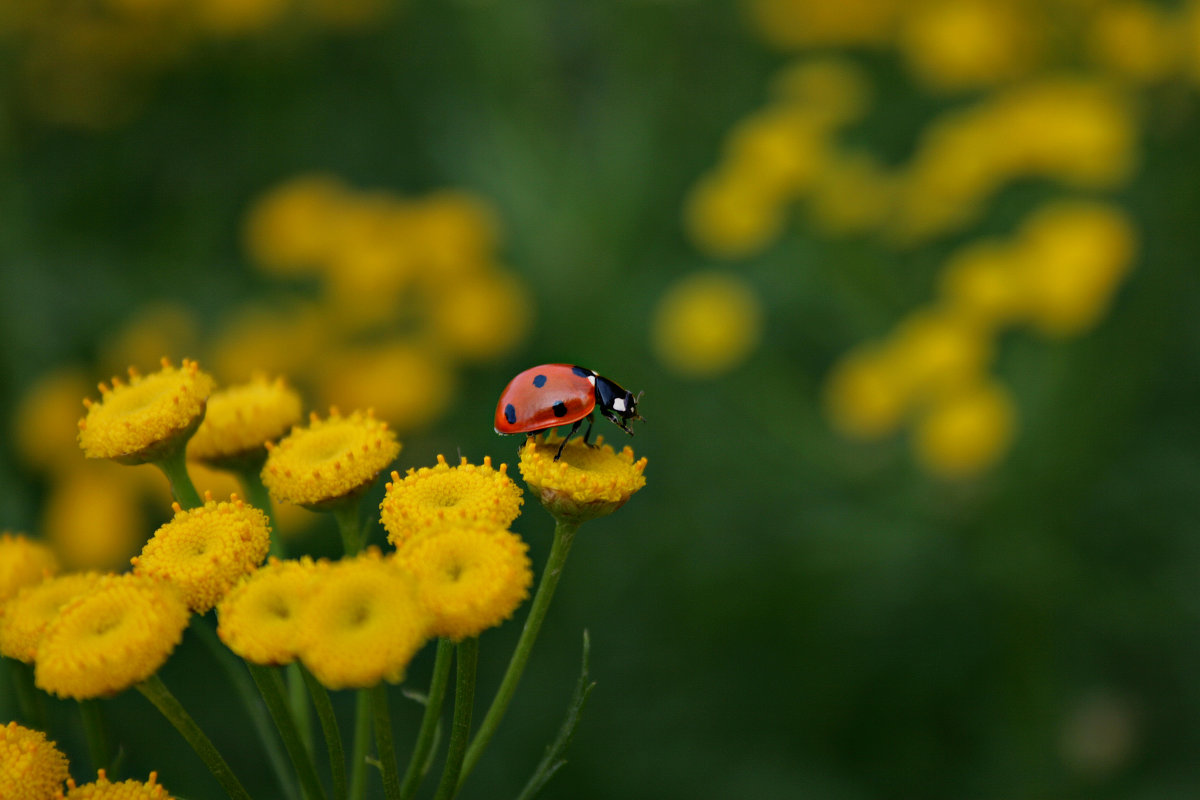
0, 721, 70, 800
43, 466, 145, 572
0, 572, 104, 663
912, 378, 1016, 478
652, 270, 763, 378
262, 408, 400, 509
189, 375, 303, 469
380, 455, 523, 547
217, 557, 321, 666
397, 526, 532, 640
78, 358, 215, 464
518, 436, 648, 524
298, 550, 429, 689
132, 494, 271, 613
61, 769, 174, 799
35, 573, 190, 699
0, 532, 59, 602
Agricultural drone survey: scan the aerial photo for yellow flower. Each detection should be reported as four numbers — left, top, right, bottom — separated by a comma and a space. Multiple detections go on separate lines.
823, 344, 912, 439
243, 174, 351, 276
35, 573, 190, 700
315, 343, 454, 433
807, 150, 895, 236
298, 551, 429, 689
887, 308, 992, 398
938, 238, 1026, 329
518, 436, 648, 524
188, 375, 303, 468
0, 572, 104, 663
78, 358, 215, 464
98, 304, 199, 381
0, 532, 59, 602
898, 0, 1040, 91
380, 455, 524, 547
407, 189, 500, 278
1087, 1, 1179, 84
262, 408, 400, 509
912, 379, 1016, 478
217, 557, 320, 666
132, 494, 271, 613
724, 109, 829, 198
43, 466, 145, 572
208, 302, 327, 384
747, 0, 903, 48
61, 769, 174, 799
397, 526, 532, 641
651, 270, 764, 378
769, 58, 871, 128
428, 271, 533, 362
13, 367, 93, 472
684, 169, 786, 259
0, 721, 70, 800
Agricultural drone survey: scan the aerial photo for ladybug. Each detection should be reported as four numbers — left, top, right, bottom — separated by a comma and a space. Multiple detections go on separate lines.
494, 364, 644, 460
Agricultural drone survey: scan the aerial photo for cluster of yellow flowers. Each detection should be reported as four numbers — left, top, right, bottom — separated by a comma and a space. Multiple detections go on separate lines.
0, 0, 395, 129
1, 719, 174, 799
681, 0, 1185, 475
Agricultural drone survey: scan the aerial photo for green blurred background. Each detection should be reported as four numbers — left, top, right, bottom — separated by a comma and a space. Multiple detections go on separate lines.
4, 0, 1200, 798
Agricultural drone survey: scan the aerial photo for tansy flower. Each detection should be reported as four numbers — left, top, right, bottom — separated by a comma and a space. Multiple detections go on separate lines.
262, 408, 400, 509
243, 173, 350, 276
380, 455, 524, 547
912, 379, 1016, 478
397, 526, 532, 641
651, 270, 763, 378
315, 343, 455, 434
35, 574, 190, 700
13, 367, 93, 472
518, 435, 648, 524
78, 358, 215, 464
822, 344, 911, 439
60, 769, 174, 799
298, 550, 429, 689
43, 466, 144, 572
0, 572, 104, 662
0, 532, 59, 602
132, 494, 271, 613
0, 722, 70, 800
188, 375, 303, 469
218, 557, 321, 666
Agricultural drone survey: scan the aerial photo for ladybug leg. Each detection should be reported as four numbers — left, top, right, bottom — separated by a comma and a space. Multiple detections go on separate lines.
581, 413, 596, 448
554, 419, 583, 461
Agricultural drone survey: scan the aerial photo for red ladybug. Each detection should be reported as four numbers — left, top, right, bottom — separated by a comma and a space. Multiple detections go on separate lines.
494, 364, 644, 459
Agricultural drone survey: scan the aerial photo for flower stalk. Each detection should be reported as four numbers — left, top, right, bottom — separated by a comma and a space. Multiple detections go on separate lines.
301, 664, 347, 800
434, 637, 479, 800
372, 684, 403, 800
155, 445, 203, 509
247, 663, 328, 800
399, 637, 454, 800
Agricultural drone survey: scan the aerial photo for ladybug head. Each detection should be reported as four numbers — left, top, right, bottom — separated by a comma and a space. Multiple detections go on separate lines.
595, 376, 644, 436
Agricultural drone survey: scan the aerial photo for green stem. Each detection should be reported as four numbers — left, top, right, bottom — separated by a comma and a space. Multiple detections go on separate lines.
79, 699, 109, 774
289, 664, 315, 768
136, 674, 252, 800
236, 463, 284, 559
155, 447, 203, 509
398, 638, 454, 800
372, 684, 403, 800
349, 689, 372, 800
333, 501, 363, 557
5, 658, 44, 728
247, 663, 328, 800
458, 521, 579, 788
433, 638, 478, 800
301, 664, 347, 800
190, 617, 300, 799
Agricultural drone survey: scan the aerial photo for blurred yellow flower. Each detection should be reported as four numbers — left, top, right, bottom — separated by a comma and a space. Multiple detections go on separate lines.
684, 170, 786, 259
0, 532, 59, 602
0, 572, 104, 663
899, 0, 1040, 91
397, 527, 532, 641
1087, 1, 1179, 84
725, 109, 829, 198
78, 358, 215, 464
62, 769, 174, 800
13, 367, 93, 473
299, 551, 429, 688
651, 270, 764, 378
132, 495, 271, 613
0, 721, 70, 800
35, 573, 190, 699
428, 271, 533, 362
381, 455, 524, 547
808, 150, 895, 236
43, 466, 145, 572
518, 436, 648, 524
244, 174, 351, 276
262, 408, 400, 508
748, 0, 903, 48
208, 303, 328, 384
98, 303, 199, 379
407, 189, 500, 279
218, 557, 320, 666
769, 58, 871, 127
188, 375, 303, 467
888, 308, 992, 398
316, 343, 454, 433
912, 378, 1016, 478
195, 0, 289, 35
938, 239, 1026, 329
823, 344, 911, 439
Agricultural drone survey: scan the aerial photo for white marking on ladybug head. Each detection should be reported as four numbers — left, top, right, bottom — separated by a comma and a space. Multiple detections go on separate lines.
587, 375, 596, 386
612, 397, 627, 413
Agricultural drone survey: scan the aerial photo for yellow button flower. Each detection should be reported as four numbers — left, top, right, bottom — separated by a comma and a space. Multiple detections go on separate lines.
0, 532, 59, 602
78, 359, 215, 465
132, 495, 271, 613
823, 344, 912, 439
243, 174, 350, 276
43, 466, 144, 572
217, 557, 321, 666
13, 367, 92, 472
316, 344, 454, 434
652, 270, 764, 378
380, 455, 524, 547
0, 571, 103, 663
397, 527, 532, 641
684, 170, 786, 260
35, 574, 190, 700
518, 436, 648, 524
0, 721, 70, 800
262, 408, 401, 509
189, 375, 303, 468
912, 379, 1016, 478
298, 551, 429, 689
428, 271, 533, 362
62, 769, 174, 799
899, 0, 1039, 91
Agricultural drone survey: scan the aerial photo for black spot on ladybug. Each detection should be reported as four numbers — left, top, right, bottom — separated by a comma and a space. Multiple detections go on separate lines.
532, 374, 547, 388
571, 366, 591, 378
504, 404, 517, 424
552, 401, 569, 417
